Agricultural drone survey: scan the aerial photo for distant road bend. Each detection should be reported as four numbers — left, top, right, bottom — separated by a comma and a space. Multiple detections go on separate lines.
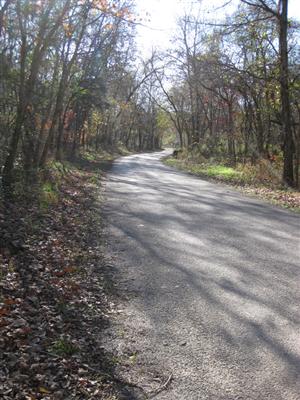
104, 150, 300, 400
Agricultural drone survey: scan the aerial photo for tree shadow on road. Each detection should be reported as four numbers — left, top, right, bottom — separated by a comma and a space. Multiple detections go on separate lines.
103, 156, 300, 397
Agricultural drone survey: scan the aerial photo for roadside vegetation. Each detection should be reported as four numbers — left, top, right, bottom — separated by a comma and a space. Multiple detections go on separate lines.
0, 149, 139, 399
153, 0, 300, 190
164, 149, 300, 211
156, 0, 300, 211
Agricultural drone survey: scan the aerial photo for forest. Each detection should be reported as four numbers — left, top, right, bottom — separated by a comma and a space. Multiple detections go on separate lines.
0, 0, 299, 191
0, 0, 167, 194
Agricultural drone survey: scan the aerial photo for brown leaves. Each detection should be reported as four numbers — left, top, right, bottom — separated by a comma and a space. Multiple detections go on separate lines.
0, 164, 118, 399
54, 266, 77, 277
241, 186, 300, 210
4, 298, 21, 306
0, 299, 22, 329
38, 386, 51, 394
63, 23, 74, 38
0, 306, 10, 316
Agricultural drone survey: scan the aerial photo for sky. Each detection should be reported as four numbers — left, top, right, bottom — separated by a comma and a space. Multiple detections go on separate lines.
135, 0, 300, 57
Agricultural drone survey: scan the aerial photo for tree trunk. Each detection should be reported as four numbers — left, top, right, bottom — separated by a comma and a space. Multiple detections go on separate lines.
280, 0, 294, 186
2, 108, 24, 187
228, 101, 236, 165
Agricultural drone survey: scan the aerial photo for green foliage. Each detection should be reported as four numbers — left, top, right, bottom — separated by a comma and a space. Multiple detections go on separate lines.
165, 156, 285, 187
128, 352, 138, 365
51, 338, 78, 356
49, 161, 70, 176
202, 165, 241, 179
164, 156, 300, 211
39, 182, 59, 209
166, 158, 243, 183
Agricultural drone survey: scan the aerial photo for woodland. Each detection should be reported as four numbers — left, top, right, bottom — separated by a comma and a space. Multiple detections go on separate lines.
0, 0, 299, 191
0, 0, 299, 399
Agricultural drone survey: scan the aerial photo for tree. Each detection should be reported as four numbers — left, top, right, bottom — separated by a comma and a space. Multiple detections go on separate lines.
242, 0, 295, 185
1, 0, 165, 194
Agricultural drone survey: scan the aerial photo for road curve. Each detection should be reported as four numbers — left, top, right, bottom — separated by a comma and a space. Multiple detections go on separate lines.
103, 150, 300, 400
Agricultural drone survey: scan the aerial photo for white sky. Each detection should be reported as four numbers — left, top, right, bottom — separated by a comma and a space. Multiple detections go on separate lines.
135, 0, 300, 57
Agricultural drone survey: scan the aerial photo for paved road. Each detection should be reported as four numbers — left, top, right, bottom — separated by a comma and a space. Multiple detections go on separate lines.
103, 150, 300, 400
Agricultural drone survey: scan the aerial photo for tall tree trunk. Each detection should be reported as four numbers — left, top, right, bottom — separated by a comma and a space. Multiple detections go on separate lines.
2, 108, 24, 187
228, 101, 236, 165
280, 0, 294, 186
2, 22, 27, 188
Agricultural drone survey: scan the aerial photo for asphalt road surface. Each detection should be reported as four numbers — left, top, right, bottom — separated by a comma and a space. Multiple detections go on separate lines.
103, 150, 300, 400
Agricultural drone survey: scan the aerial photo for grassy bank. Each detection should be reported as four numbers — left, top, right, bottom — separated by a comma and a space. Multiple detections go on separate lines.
164, 156, 300, 212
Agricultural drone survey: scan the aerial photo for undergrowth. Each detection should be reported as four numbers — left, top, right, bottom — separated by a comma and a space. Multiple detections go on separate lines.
164, 155, 300, 212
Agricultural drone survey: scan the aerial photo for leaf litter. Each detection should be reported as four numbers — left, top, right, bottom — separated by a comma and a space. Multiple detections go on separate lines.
0, 163, 140, 399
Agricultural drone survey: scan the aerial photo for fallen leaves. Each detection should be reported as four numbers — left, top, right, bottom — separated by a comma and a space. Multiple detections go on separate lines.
0, 164, 122, 399
241, 185, 300, 210
0, 307, 10, 317
38, 386, 51, 394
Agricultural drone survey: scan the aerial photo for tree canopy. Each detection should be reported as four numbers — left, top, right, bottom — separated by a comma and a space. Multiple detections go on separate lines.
0, 0, 299, 188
